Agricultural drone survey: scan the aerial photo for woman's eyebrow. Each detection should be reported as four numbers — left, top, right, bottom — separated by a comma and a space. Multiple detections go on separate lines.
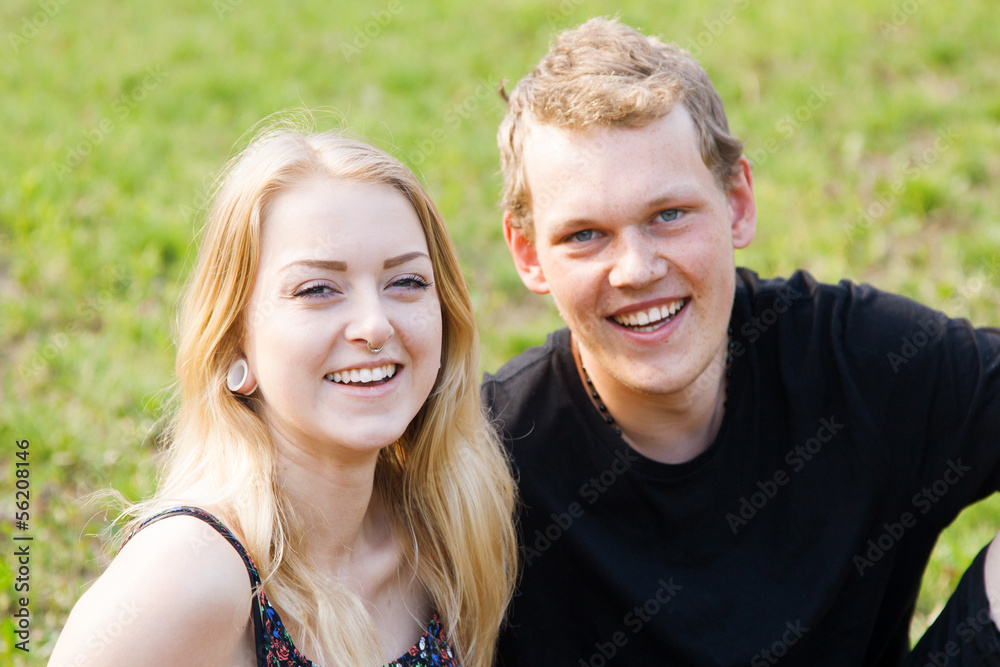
281, 253, 429, 273
282, 259, 348, 272
384, 251, 430, 269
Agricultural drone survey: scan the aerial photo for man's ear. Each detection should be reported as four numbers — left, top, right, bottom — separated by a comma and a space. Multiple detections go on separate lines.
503, 211, 550, 295
728, 156, 757, 250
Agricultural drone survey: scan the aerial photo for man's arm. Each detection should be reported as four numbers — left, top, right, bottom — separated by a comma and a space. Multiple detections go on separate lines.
986, 535, 1000, 628
902, 541, 1000, 665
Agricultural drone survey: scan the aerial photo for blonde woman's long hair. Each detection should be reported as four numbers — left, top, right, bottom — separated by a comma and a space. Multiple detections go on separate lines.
124, 119, 518, 666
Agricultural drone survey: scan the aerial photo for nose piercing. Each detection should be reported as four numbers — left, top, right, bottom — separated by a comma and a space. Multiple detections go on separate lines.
367, 341, 384, 354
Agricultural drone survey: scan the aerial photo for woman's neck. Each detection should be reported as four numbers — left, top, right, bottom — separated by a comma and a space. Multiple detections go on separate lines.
271, 431, 385, 568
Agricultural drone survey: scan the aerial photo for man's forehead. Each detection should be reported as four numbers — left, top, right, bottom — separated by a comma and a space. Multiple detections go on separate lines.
521, 106, 706, 190
523, 106, 698, 162
520, 114, 728, 234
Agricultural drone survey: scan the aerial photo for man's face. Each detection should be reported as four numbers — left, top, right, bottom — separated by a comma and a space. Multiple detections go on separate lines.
505, 106, 756, 400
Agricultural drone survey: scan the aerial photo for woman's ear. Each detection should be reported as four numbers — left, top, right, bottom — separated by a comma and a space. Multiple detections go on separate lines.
226, 357, 257, 395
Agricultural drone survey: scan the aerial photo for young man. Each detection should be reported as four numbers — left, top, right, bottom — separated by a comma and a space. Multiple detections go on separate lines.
484, 17, 1000, 665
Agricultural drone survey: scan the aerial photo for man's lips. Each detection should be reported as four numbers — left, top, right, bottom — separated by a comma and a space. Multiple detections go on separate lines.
609, 298, 688, 332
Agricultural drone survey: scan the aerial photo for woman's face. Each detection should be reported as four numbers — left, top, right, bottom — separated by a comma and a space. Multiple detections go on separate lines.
243, 176, 443, 463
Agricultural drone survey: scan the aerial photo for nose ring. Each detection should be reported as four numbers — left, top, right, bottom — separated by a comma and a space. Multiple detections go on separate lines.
367, 341, 384, 354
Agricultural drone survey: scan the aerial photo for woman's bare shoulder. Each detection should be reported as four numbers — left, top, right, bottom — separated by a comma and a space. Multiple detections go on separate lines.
48, 513, 255, 667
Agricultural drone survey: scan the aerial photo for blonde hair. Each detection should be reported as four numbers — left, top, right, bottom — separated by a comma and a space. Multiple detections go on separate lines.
125, 118, 517, 666
498, 17, 744, 240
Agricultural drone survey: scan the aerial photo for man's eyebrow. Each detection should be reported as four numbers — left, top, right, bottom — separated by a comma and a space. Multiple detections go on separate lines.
384, 251, 430, 269
648, 188, 704, 206
639, 183, 710, 210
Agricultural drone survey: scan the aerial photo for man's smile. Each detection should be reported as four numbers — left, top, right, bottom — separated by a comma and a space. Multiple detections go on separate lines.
610, 298, 688, 332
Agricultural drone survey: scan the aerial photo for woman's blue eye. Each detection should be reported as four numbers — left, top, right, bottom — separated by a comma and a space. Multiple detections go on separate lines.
393, 275, 432, 289
294, 285, 333, 298
571, 230, 595, 242
656, 209, 682, 222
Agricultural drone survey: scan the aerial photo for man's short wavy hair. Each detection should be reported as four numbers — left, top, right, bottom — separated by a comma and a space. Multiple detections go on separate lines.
498, 17, 744, 240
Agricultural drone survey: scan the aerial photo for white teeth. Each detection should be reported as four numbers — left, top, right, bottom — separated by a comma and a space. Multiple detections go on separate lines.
613, 299, 686, 329
325, 364, 396, 385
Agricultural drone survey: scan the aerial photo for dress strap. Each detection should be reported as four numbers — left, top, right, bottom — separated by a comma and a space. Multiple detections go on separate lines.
122, 506, 263, 587
120, 507, 453, 666
121, 506, 270, 665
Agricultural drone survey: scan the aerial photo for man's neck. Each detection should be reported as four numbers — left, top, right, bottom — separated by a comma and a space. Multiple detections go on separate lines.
573, 339, 730, 465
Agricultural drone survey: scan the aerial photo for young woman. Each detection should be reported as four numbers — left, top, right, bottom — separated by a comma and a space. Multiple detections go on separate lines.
49, 122, 518, 667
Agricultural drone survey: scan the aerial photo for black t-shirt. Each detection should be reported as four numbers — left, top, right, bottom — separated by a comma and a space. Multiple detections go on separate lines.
483, 269, 1000, 666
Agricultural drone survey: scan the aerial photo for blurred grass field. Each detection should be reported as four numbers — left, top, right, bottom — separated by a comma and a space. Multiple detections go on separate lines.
1, 0, 998, 663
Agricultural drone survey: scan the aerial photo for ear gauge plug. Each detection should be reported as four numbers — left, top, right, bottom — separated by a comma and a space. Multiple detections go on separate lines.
226, 358, 256, 395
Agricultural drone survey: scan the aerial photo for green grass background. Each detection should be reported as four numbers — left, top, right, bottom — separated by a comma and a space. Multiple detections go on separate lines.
1, 0, 998, 663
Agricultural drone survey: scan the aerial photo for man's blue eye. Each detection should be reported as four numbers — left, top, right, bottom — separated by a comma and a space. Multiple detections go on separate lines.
657, 209, 682, 222
571, 230, 595, 242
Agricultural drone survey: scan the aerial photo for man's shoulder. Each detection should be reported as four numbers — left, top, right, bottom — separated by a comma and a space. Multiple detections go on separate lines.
736, 266, 943, 328
734, 267, 990, 386
484, 327, 570, 388
481, 328, 574, 432
737, 267, 850, 305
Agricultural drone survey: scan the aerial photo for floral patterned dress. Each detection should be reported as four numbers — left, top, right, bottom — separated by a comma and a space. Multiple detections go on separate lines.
123, 507, 459, 666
